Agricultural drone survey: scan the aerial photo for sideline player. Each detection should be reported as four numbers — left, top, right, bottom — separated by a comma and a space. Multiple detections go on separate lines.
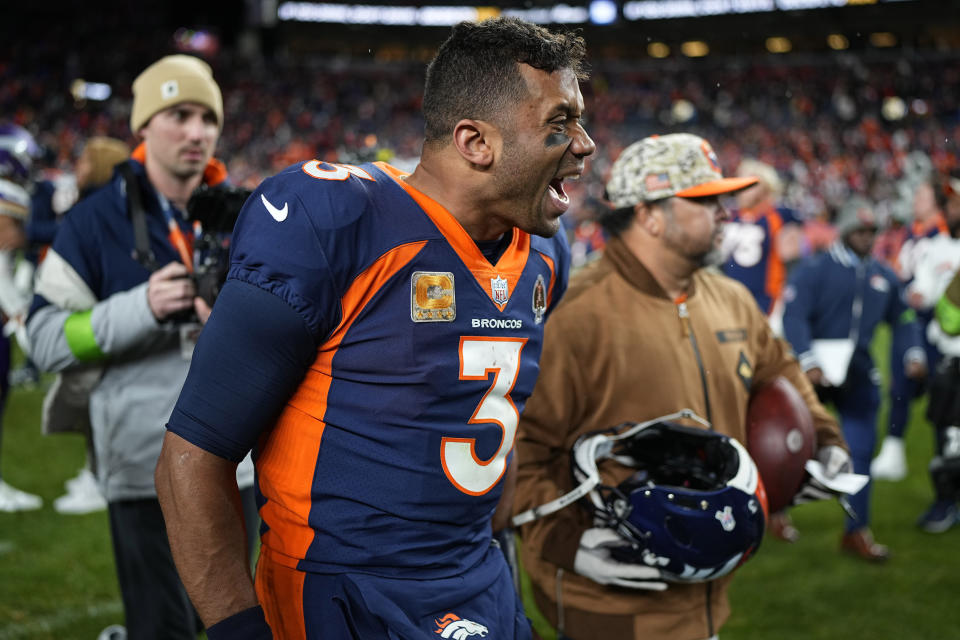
155, 17, 595, 638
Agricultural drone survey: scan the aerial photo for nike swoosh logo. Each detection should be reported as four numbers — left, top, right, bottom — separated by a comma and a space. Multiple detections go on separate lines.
261, 193, 288, 222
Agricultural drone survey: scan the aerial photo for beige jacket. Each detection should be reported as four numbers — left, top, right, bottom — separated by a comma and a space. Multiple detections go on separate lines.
515, 236, 844, 640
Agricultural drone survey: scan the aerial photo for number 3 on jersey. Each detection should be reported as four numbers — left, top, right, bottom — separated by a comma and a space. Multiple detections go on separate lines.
442, 337, 527, 496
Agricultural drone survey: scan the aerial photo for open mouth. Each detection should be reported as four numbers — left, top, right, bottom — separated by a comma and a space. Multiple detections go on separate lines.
548, 177, 570, 206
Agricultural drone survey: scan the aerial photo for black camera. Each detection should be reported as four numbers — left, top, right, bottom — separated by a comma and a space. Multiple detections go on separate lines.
185, 184, 253, 307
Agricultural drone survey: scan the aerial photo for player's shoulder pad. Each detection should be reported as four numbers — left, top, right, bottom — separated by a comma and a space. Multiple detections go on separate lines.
257, 160, 386, 229
232, 160, 395, 255
228, 161, 425, 334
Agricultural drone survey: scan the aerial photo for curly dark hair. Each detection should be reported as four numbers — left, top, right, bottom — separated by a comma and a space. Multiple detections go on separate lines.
422, 17, 588, 146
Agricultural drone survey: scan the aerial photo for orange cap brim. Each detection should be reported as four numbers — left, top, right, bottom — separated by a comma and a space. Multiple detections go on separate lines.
675, 176, 759, 198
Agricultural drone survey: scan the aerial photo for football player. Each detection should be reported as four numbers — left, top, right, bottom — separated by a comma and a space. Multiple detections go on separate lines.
155, 17, 595, 639
721, 158, 803, 324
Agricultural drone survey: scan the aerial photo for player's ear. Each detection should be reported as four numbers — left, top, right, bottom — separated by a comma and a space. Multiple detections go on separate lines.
452, 119, 496, 168
636, 202, 661, 236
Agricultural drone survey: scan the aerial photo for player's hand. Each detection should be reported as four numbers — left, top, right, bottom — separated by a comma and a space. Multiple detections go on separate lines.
793, 445, 852, 504
147, 262, 197, 321
573, 528, 667, 591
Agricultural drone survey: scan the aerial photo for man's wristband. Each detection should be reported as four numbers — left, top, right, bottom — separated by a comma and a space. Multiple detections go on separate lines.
206, 605, 272, 640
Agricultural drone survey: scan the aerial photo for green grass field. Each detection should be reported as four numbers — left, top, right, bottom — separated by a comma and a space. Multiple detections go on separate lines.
1, 328, 958, 639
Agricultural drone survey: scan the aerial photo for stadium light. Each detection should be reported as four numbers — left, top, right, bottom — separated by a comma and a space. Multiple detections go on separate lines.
881, 96, 906, 121
648, 42, 670, 58
277, 2, 592, 25
870, 32, 897, 47
589, 0, 618, 25
765, 37, 792, 53
70, 79, 112, 102
826, 33, 849, 50
671, 99, 696, 123
681, 40, 709, 57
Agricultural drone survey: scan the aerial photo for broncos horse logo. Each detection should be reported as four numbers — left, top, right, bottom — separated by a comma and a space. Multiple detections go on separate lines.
434, 613, 489, 639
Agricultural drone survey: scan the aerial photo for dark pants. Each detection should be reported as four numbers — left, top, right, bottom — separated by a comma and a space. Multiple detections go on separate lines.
819, 377, 880, 533
926, 357, 960, 501
886, 326, 940, 439
108, 485, 258, 639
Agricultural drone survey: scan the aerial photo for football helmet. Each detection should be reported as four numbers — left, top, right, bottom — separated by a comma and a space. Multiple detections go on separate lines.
573, 411, 768, 583
0, 178, 30, 220
514, 410, 767, 583
0, 123, 40, 182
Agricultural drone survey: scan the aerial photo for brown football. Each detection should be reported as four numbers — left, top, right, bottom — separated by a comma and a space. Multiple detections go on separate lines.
746, 376, 816, 514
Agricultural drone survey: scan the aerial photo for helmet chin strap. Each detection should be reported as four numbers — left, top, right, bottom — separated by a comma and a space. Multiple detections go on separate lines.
511, 409, 710, 527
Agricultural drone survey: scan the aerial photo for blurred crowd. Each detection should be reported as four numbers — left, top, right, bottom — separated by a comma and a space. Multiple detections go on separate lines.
4, 25, 960, 222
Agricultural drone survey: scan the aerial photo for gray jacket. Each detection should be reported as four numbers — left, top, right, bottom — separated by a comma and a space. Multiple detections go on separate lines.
26, 165, 253, 502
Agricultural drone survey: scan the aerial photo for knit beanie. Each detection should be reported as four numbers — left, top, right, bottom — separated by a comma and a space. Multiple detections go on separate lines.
130, 55, 223, 133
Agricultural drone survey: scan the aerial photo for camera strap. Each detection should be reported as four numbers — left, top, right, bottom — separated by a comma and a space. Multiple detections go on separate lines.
118, 162, 158, 271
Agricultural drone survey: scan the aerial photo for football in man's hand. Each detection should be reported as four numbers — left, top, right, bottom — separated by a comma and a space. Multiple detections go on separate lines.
746, 376, 816, 514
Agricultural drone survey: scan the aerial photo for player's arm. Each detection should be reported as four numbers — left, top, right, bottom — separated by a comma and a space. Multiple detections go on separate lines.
156, 280, 319, 634
155, 432, 263, 632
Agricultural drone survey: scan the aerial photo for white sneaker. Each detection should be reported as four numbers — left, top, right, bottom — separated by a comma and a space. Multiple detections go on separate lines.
64, 468, 95, 493
54, 469, 106, 515
0, 479, 43, 512
871, 437, 907, 481
97, 624, 127, 640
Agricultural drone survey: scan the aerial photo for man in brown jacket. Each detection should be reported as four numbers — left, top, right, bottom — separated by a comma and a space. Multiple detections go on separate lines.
513, 133, 849, 640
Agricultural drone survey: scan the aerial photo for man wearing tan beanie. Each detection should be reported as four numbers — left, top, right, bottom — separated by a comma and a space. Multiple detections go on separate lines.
26, 54, 256, 640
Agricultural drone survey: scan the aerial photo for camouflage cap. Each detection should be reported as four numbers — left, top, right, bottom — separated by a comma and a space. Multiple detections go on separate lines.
606, 133, 758, 209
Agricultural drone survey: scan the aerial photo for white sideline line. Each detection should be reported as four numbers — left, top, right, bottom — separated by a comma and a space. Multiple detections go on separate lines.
0, 601, 122, 639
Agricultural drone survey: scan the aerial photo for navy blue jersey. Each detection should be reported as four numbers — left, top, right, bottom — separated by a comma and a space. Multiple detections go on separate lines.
722, 203, 799, 315
168, 161, 568, 580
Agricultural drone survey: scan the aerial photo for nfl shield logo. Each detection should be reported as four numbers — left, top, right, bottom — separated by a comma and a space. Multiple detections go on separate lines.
491, 275, 509, 306
715, 506, 736, 532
